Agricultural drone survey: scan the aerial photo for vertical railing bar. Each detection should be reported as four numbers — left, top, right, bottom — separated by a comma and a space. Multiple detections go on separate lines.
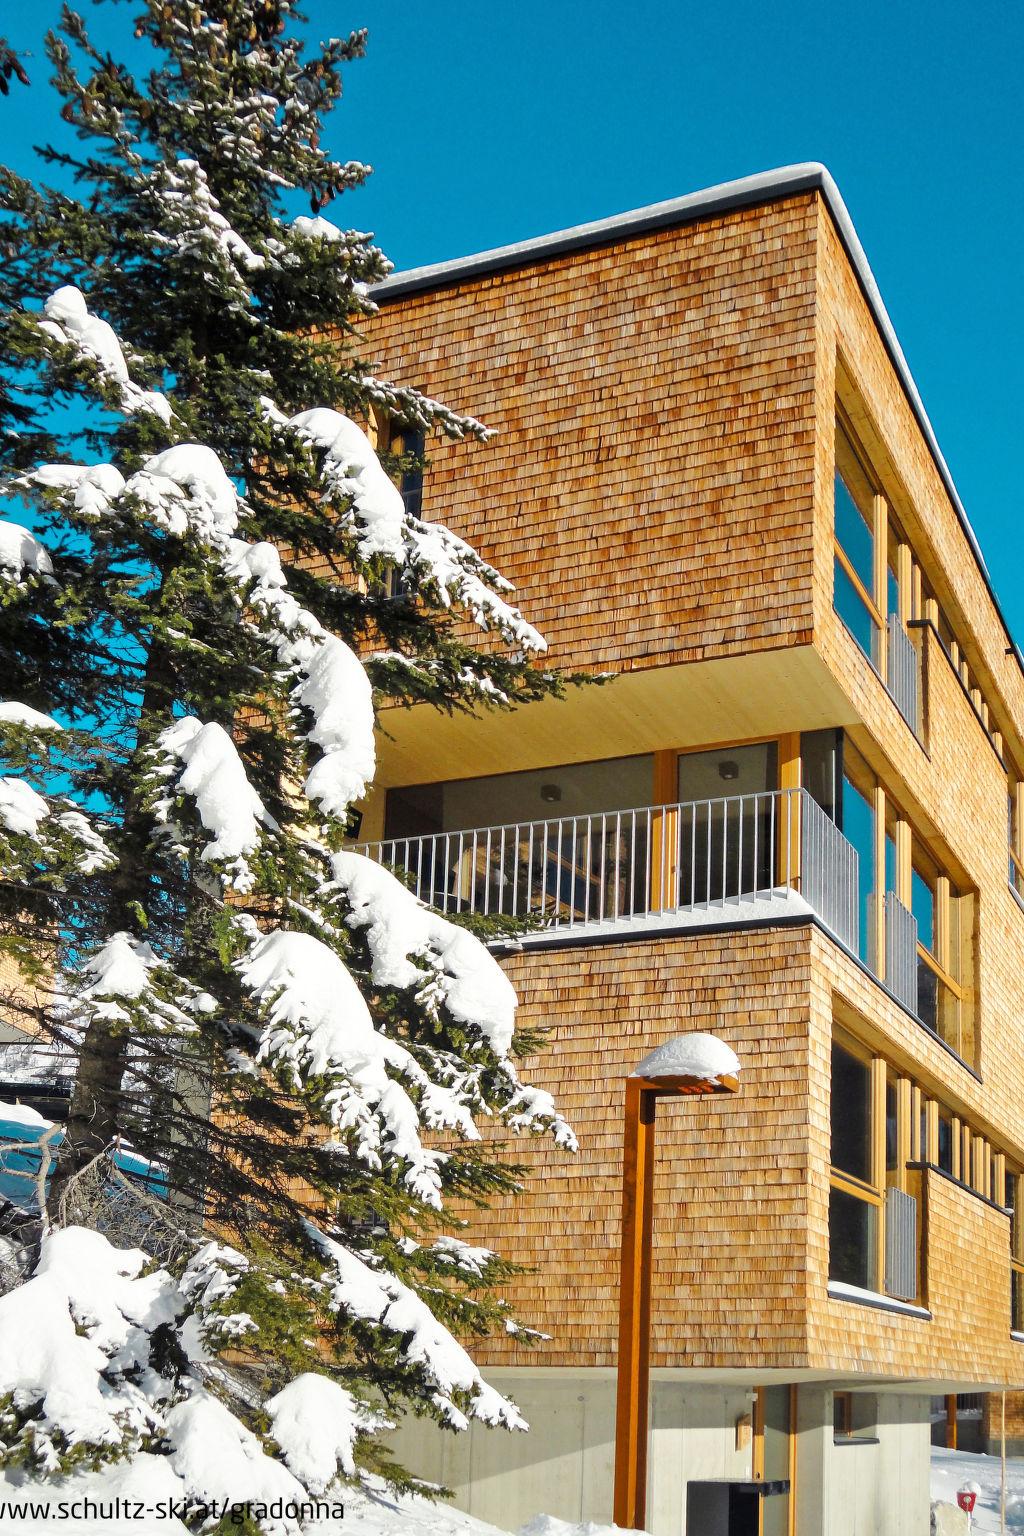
498, 826, 506, 916
591, 816, 600, 924
645, 808, 652, 915
689, 802, 696, 911
659, 803, 667, 913
737, 795, 744, 904
613, 812, 622, 921
704, 799, 712, 909
555, 819, 564, 922
753, 792, 760, 899
629, 809, 637, 917
721, 796, 728, 906
469, 831, 478, 912
570, 816, 578, 927
527, 822, 535, 917
540, 821, 549, 920
483, 829, 492, 915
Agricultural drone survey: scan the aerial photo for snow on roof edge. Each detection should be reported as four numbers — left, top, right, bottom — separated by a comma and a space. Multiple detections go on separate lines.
373, 162, 1021, 673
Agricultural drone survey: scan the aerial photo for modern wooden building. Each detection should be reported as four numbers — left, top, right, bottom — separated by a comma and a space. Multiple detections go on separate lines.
355, 164, 1024, 1535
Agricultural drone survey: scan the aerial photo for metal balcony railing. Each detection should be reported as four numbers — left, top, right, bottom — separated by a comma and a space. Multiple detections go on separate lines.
884, 889, 919, 1016
886, 616, 922, 736
361, 787, 860, 951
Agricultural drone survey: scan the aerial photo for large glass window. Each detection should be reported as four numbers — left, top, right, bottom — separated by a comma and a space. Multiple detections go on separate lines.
833, 422, 883, 670
911, 836, 969, 1056
1009, 1171, 1024, 1333
1009, 766, 1024, 904
829, 1040, 881, 1291
383, 755, 655, 920
831, 1043, 873, 1183
840, 756, 877, 970
675, 742, 778, 903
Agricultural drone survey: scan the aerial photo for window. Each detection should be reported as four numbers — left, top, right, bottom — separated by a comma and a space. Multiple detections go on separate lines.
833, 1391, 853, 1438
397, 427, 425, 518
911, 836, 970, 1056
1009, 763, 1024, 904
834, 421, 883, 670
840, 749, 877, 969
834, 1392, 877, 1442
937, 1110, 954, 1175
1009, 1171, 1024, 1333
829, 1040, 881, 1290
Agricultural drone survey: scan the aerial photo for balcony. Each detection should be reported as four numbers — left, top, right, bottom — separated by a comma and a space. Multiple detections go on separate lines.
360, 787, 860, 951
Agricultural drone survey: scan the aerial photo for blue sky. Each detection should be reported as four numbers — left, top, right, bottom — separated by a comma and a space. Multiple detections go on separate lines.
4, 0, 1023, 634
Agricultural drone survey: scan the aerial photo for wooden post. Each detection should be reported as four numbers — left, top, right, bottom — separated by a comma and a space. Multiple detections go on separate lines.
614, 1078, 656, 1530
613, 1070, 739, 1532
946, 1393, 958, 1450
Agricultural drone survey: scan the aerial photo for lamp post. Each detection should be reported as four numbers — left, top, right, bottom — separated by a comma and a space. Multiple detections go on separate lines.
613, 1033, 740, 1533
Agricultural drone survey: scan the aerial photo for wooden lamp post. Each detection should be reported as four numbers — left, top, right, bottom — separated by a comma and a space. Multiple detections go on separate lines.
613, 1034, 740, 1533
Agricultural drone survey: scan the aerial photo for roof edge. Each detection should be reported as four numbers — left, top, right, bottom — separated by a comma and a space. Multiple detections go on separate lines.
371, 163, 1019, 670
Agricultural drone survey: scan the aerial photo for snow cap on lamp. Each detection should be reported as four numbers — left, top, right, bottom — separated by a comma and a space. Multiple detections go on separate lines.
634, 1032, 740, 1084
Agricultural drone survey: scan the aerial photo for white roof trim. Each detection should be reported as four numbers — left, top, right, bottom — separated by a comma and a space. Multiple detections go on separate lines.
374, 163, 1018, 664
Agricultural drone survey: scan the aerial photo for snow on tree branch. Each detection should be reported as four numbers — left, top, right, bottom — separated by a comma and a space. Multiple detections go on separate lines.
149, 716, 275, 892
330, 850, 517, 1056
34, 287, 173, 425
278, 406, 546, 654
145, 159, 265, 301
266, 1374, 387, 1492
0, 519, 55, 585
238, 927, 449, 1205
307, 1223, 527, 1433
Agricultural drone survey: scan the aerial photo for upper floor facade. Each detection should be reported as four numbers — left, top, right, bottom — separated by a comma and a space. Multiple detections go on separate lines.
354, 165, 1024, 1389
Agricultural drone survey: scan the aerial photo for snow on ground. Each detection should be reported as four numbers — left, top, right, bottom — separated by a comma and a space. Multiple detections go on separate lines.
932, 1445, 1024, 1531
0, 1466, 633, 1536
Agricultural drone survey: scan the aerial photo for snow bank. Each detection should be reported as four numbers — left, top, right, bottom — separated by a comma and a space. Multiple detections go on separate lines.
518, 1519, 640, 1536
931, 1446, 1024, 1533
634, 1032, 740, 1084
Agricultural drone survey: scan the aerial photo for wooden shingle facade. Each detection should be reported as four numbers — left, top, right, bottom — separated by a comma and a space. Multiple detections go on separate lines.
355, 166, 1021, 1534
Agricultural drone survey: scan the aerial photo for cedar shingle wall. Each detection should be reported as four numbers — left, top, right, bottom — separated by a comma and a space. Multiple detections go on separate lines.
365, 199, 819, 672
359, 190, 1024, 1389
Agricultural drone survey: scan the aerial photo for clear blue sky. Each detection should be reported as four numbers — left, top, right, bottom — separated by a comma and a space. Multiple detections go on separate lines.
4, 0, 1023, 635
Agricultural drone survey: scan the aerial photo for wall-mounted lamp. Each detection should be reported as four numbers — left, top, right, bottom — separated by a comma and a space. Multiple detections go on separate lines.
540, 784, 562, 803
718, 760, 739, 782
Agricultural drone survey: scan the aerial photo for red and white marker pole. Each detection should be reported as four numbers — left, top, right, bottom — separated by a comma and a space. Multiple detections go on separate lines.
957, 1483, 979, 1530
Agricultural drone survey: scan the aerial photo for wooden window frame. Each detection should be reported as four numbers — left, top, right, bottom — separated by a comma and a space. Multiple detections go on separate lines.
833, 416, 886, 670
829, 1034, 886, 1293
1008, 1169, 1024, 1334
1009, 769, 1024, 905
833, 1391, 854, 1440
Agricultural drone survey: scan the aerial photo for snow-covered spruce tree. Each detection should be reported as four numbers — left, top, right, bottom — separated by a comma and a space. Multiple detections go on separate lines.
0, 1, 579, 1521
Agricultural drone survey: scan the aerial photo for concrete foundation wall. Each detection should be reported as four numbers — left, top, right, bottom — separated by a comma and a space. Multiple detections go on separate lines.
389, 1373, 932, 1536
798, 1388, 931, 1536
